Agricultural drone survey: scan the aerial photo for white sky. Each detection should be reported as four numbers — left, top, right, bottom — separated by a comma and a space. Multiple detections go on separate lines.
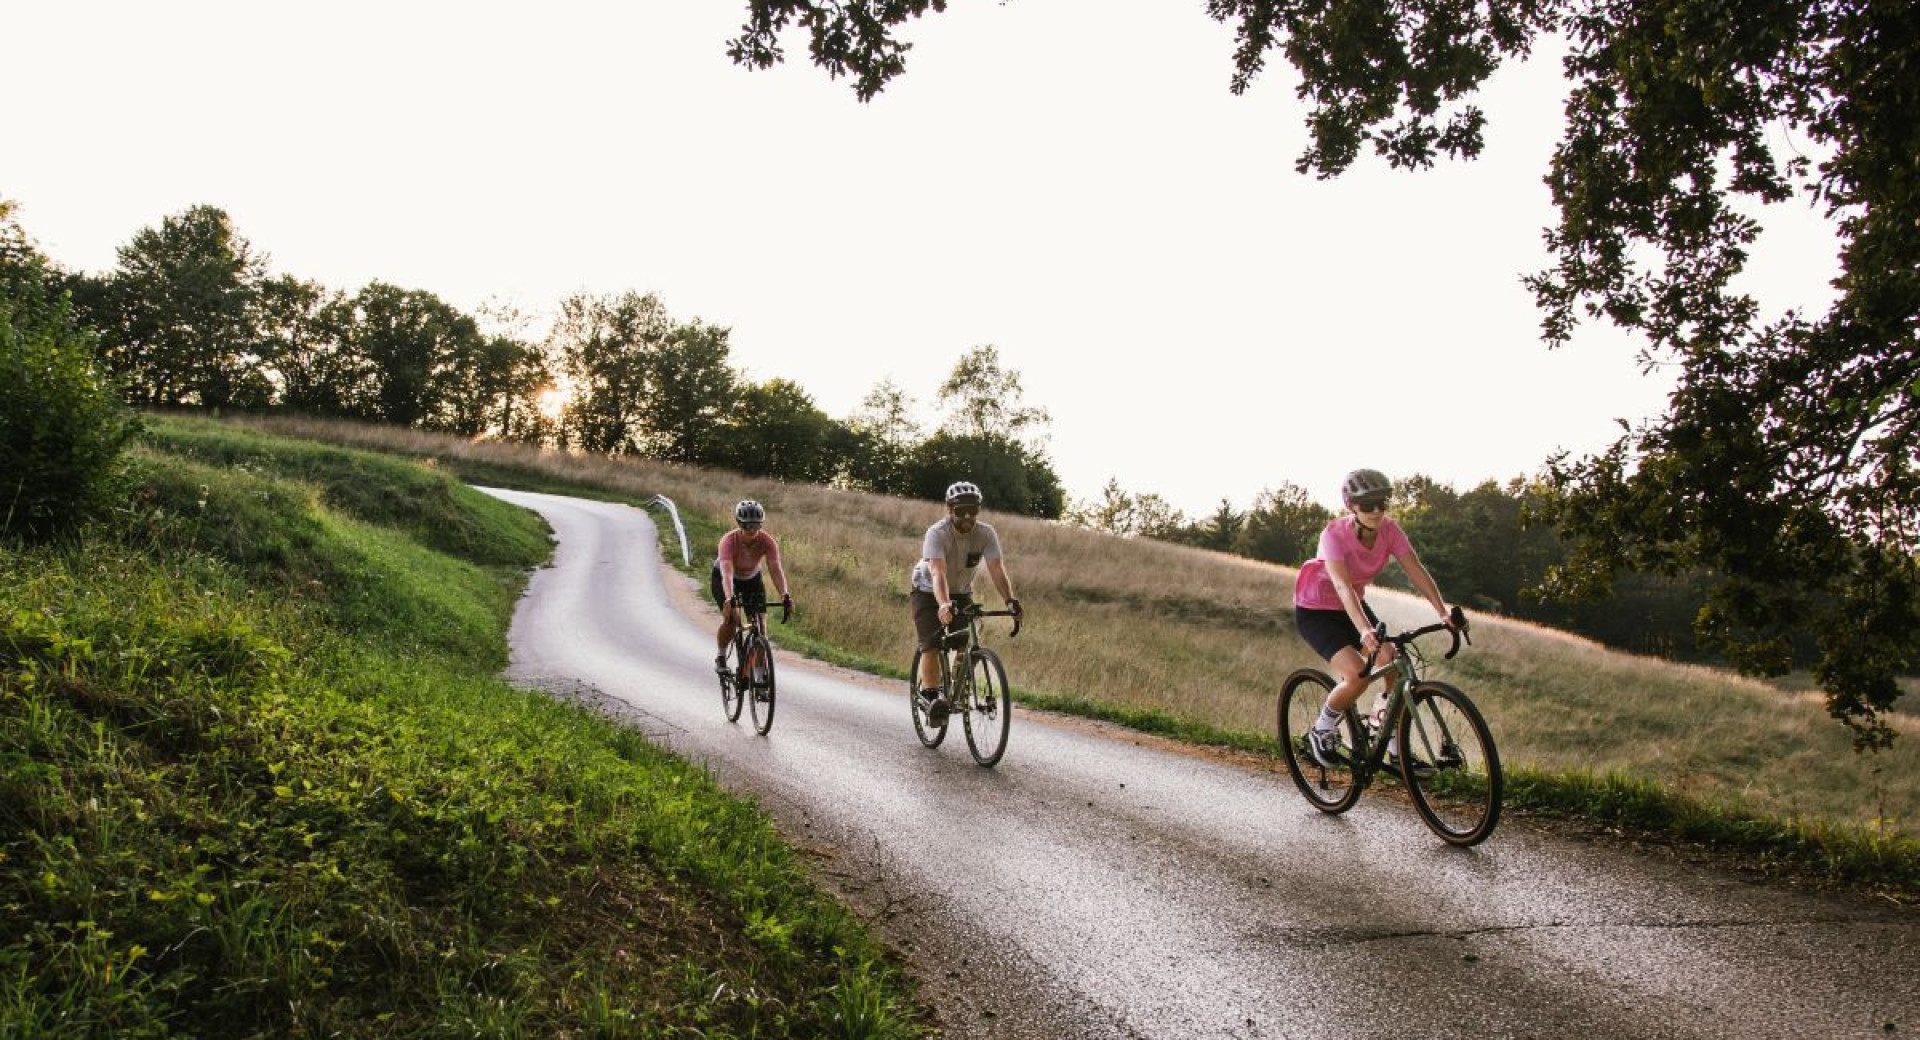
8, 0, 1842, 517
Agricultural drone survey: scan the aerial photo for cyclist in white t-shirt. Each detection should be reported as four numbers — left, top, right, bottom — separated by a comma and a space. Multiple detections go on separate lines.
909, 481, 1022, 721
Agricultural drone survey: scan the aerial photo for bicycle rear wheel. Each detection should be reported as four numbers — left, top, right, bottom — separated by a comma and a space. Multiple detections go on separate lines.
720, 640, 744, 723
1278, 668, 1364, 814
1397, 680, 1501, 846
961, 647, 1011, 767
747, 633, 777, 736
908, 648, 949, 748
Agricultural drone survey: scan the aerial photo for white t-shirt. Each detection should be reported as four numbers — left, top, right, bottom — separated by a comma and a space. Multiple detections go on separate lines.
910, 517, 1003, 594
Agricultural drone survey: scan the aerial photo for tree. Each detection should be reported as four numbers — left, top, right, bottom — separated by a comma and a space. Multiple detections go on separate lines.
732, 1, 1920, 745
936, 345, 1050, 447
98, 204, 266, 408
715, 378, 839, 482
639, 319, 737, 465
1, 201, 138, 541
1070, 477, 1190, 539
841, 377, 923, 494
549, 291, 668, 455
255, 274, 358, 415
334, 282, 483, 429
1237, 483, 1332, 566
907, 431, 1065, 519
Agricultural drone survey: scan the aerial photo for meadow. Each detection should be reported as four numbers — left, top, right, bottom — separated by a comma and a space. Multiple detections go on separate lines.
236, 415, 1918, 886
0, 416, 922, 1037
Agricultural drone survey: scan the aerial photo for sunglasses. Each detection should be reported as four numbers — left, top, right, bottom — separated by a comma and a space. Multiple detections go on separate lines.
952, 506, 980, 518
1353, 497, 1390, 513
739, 522, 763, 531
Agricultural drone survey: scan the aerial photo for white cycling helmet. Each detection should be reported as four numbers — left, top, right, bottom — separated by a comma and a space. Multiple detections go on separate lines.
734, 499, 766, 524
1340, 468, 1393, 505
944, 481, 983, 506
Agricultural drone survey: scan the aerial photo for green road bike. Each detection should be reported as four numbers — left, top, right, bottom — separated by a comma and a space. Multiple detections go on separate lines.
908, 602, 1020, 767
1278, 607, 1503, 846
719, 592, 786, 736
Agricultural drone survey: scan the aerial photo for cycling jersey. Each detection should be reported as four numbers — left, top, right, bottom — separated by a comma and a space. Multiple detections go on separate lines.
910, 517, 1002, 594
716, 529, 787, 589
1294, 515, 1412, 611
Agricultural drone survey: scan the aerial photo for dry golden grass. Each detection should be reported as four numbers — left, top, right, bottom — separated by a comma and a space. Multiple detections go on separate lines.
235, 415, 1918, 836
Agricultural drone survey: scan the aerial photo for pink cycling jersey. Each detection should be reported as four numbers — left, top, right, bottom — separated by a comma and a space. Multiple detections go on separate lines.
716, 529, 787, 589
1293, 515, 1412, 611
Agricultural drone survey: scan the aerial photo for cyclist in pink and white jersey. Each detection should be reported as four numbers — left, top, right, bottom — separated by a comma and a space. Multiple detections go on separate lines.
711, 499, 792, 674
1293, 469, 1455, 768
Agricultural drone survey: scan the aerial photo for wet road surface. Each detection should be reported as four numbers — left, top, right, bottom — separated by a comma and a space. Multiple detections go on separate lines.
480, 488, 1917, 1039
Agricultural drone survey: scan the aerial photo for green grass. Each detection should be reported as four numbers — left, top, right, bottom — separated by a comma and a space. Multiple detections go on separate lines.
0, 415, 924, 1038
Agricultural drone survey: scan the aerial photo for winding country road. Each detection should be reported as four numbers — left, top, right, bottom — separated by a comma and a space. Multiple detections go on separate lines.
480, 488, 1916, 1040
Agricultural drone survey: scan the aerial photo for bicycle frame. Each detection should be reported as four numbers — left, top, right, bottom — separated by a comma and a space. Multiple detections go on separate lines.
938, 605, 1021, 705
1351, 608, 1467, 785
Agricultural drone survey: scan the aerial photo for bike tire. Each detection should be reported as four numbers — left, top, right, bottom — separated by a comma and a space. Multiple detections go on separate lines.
1278, 668, 1364, 814
747, 633, 777, 736
961, 647, 1011, 767
1397, 680, 1502, 846
908, 648, 949, 748
720, 641, 744, 723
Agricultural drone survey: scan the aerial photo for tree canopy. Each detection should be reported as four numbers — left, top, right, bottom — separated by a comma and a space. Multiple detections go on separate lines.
731, 0, 1920, 745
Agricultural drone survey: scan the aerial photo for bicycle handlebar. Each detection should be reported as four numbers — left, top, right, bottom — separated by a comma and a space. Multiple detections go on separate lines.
1366, 605, 1471, 668
956, 602, 1022, 639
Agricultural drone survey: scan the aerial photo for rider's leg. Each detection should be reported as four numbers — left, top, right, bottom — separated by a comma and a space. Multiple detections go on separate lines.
909, 590, 943, 695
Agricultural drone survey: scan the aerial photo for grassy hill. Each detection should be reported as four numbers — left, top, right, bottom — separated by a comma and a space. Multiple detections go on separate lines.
234, 414, 1919, 893
0, 415, 921, 1037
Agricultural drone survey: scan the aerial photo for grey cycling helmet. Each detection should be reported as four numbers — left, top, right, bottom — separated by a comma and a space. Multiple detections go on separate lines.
944, 481, 983, 505
1340, 469, 1393, 505
734, 499, 766, 524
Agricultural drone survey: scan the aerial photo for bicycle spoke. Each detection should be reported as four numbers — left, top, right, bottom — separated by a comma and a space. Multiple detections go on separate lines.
1278, 669, 1364, 814
962, 648, 1011, 767
1399, 681, 1501, 845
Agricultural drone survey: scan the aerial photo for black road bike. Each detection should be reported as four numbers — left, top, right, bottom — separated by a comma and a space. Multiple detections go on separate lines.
908, 603, 1020, 767
1277, 607, 1502, 846
718, 592, 787, 736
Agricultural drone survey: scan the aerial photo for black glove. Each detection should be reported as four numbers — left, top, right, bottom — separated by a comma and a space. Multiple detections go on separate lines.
1007, 597, 1023, 617
780, 595, 793, 624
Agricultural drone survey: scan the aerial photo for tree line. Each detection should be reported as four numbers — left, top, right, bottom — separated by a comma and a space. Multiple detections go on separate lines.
10, 201, 1067, 518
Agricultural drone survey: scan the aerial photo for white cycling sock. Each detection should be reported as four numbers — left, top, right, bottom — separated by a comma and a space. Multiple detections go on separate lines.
1314, 703, 1343, 733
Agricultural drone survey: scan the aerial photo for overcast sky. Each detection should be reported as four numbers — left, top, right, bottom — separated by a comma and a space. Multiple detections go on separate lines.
9, 0, 1842, 516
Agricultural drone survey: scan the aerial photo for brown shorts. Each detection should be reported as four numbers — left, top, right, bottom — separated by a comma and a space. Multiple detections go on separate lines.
909, 590, 974, 651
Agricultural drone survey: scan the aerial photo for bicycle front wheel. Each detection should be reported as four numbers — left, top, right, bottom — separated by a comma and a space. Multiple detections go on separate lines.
747, 634, 777, 736
1278, 668, 1364, 814
1397, 680, 1501, 846
961, 648, 1011, 767
908, 648, 949, 748
720, 641, 744, 723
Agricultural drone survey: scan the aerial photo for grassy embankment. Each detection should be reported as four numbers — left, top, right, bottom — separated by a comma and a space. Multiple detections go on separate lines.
0, 416, 922, 1037
230, 414, 1919, 895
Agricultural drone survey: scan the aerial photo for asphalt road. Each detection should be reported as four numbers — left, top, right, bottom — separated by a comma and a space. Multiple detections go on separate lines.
479, 487, 1917, 1040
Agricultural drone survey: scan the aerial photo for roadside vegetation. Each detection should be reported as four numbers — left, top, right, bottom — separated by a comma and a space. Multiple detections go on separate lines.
237, 414, 1920, 895
0, 415, 922, 1037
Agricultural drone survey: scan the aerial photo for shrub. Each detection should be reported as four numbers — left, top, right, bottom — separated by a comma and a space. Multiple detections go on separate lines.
0, 294, 139, 541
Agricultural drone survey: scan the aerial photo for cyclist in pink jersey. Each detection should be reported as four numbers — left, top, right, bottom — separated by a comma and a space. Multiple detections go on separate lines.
711, 499, 793, 674
1293, 469, 1455, 768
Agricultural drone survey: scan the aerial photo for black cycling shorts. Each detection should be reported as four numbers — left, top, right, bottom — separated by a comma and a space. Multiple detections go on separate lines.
1294, 601, 1381, 661
711, 564, 767, 612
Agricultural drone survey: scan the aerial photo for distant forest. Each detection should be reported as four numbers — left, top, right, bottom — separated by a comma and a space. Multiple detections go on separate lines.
5, 199, 1718, 663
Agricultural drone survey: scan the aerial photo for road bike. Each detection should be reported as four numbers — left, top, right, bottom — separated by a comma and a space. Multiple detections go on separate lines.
908, 602, 1021, 767
718, 592, 787, 735
1277, 606, 1502, 846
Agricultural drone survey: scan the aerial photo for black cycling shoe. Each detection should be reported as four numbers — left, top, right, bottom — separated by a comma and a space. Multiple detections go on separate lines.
1307, 727, 1349, 769
918, 688, 949, 724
